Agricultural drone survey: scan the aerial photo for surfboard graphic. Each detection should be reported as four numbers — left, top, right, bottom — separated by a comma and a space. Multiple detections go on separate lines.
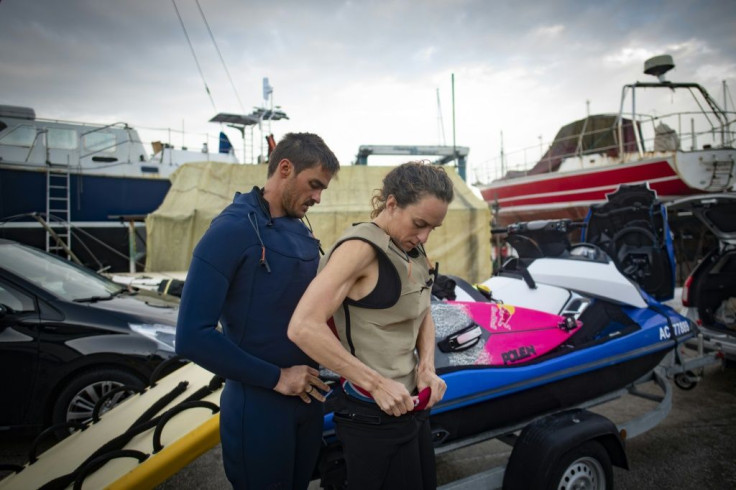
446, 301, 581, 366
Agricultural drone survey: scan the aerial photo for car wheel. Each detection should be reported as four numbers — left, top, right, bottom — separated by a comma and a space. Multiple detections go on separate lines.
52, 369, 145, 432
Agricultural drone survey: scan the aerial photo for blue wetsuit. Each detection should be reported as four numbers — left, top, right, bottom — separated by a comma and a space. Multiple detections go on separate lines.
176, 187, 323, 489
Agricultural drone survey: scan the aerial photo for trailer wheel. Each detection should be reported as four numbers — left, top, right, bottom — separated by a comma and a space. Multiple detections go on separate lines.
547, 440, 613, 490
674, 371, 698, 390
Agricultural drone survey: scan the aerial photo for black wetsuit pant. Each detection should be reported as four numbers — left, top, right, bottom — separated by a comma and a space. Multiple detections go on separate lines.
333, 391, 436, 490
220, 380, 323, 489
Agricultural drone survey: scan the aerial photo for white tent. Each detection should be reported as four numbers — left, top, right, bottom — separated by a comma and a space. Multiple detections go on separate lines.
145, 162, 492, 283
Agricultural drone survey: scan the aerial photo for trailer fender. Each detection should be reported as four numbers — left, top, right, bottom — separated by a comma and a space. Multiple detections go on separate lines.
503, 408, 627, 490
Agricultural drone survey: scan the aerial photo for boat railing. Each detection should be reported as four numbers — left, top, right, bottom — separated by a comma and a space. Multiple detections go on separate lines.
2, 115, 241, 166
135, 124, 232, 161
136, 123, 266, 165
626, 109, 736, 154
31, 116, 222, 151
32, 116, 131, 131
473, 108, 736, 185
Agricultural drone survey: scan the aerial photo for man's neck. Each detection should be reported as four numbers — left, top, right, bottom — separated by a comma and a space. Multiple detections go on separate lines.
261, 182, 285, 217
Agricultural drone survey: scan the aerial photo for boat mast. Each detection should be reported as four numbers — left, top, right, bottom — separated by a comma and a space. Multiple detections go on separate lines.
436, 88, 447, 146
451, 73, 464, 180
500, 131, 505, 178
261, 77, 273, 161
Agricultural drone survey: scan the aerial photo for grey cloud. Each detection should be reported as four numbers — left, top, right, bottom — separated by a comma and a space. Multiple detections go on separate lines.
1, 0, 733, 167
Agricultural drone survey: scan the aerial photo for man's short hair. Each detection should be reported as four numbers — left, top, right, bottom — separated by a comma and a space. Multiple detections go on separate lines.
267, 133, 340, 177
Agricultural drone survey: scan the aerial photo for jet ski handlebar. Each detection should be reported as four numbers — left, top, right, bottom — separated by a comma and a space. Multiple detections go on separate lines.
492, 219, 590, 259
491, 219, 586, 236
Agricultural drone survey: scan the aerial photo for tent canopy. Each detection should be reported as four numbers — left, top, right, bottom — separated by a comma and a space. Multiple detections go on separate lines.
145, 163, 492, 283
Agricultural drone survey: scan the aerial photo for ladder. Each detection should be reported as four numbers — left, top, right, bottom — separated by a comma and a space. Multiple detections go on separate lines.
245, 125, 255, 164
45, 163, 72, 258
704, 157, 734, 192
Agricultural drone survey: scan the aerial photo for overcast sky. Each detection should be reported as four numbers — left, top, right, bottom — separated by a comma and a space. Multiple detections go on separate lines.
1, 0, 734, 186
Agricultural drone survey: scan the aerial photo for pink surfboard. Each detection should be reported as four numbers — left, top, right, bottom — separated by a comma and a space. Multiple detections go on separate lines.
447, 301, 581, 366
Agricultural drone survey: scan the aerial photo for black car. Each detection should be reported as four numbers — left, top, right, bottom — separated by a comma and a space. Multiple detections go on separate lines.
667, 193, 736, 360
0, 239, 178, 433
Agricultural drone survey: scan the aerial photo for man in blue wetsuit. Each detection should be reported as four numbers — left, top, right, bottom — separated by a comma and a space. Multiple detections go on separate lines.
176, 132, 339, 489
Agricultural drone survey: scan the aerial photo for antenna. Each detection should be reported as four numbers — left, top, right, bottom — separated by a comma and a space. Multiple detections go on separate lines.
263, 77, 273, 103
644, 54, 675, 82
260, 77, 274, 160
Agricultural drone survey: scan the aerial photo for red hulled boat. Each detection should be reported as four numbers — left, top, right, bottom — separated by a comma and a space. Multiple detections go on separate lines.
477, 55, 736, 226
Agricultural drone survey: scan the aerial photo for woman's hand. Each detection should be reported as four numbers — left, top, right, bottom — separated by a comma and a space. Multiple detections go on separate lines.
370, 377, 415, 416
416, 366, 446, 409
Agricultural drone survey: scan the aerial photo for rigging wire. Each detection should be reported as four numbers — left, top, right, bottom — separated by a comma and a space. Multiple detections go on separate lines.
171, 0, 217, 112
195, 0, 246, 114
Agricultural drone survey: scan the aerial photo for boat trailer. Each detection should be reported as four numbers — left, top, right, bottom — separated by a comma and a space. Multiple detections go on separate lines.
436, 338, 721, 489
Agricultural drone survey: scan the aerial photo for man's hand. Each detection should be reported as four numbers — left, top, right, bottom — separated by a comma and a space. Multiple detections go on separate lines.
273, 365, 330, 403
416, 367, 446, 409
370, 377, 415, 417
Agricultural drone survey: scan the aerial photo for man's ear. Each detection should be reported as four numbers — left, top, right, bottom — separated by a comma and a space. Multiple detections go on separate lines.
277, 158, 293, 177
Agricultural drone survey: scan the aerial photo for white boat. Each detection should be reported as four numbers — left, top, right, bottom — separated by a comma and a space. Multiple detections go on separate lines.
0, 105, 281, 271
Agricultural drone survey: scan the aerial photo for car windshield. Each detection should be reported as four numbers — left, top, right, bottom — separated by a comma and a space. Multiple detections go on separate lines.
0, 243, 123, 301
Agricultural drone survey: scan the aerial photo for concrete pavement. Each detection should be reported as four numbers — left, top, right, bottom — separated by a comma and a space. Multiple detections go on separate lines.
2, 362, 733, 489
156, 362, 735, 489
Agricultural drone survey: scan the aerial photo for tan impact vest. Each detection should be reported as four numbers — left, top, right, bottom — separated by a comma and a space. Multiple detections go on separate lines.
321, 222, 433, 392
